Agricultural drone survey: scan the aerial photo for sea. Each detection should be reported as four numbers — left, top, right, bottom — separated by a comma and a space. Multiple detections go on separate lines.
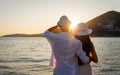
0, 37, 120, 75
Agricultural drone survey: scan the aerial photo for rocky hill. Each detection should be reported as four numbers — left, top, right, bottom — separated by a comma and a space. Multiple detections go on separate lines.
87, 10, 120, 37
1, 10, 120, 37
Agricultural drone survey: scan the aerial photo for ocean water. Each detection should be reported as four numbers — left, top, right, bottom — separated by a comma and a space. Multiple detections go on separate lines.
0, 37, 120, 75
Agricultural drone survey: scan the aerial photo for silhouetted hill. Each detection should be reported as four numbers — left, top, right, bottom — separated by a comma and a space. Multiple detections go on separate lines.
2, 33, 44, 37
87, 10, 120, 37
1, 10, 120, 37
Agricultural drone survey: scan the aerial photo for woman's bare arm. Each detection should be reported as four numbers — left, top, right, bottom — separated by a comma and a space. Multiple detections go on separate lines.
89, 44, 98, 63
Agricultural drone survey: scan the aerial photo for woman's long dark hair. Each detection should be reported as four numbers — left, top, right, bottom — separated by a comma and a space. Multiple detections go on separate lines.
74, 35, 94, 65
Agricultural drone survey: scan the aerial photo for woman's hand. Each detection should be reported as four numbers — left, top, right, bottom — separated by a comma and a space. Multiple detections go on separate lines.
89, 52, 93, 58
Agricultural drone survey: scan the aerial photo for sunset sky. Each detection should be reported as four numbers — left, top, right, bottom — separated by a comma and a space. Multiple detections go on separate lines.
0, 0, 120, 36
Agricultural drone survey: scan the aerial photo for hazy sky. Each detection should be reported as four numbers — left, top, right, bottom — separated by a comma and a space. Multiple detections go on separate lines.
0, 0, 120, 36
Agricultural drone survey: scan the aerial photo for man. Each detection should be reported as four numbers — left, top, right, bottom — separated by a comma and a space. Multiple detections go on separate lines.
44, 15, 90, 75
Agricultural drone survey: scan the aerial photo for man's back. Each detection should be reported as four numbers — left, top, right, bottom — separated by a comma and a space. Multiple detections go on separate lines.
52, 32, 79, 75
44, 31, 89, 75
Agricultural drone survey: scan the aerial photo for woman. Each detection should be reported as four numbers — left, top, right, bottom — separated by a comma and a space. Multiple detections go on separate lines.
73, 23, 98, 75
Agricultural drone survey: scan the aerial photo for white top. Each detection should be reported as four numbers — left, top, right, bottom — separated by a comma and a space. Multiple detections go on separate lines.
44, 31, 89, 75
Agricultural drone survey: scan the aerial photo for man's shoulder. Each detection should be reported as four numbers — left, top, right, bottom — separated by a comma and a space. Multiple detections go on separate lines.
71, 37, 82, 44
56, 32, 82, 43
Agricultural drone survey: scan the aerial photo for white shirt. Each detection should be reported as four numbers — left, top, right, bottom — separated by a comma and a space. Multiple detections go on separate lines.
44, 31, 89, 75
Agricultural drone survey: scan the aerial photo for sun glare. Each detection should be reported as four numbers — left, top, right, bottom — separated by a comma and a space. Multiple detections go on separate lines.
70, 21, 79, 29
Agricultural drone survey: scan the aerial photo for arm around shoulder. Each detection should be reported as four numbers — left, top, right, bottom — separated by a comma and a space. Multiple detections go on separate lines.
76, 42, 90, 64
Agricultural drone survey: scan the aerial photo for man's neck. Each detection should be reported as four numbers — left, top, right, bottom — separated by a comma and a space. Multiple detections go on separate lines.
61, 31, 71, 35
61, 29, 69, 32
61, 31, 69, 33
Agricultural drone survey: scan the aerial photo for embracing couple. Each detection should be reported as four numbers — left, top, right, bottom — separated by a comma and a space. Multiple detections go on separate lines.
44, 15, 98, 75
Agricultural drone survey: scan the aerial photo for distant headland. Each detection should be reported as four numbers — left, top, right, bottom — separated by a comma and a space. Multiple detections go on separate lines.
1, 33, 44, 37
87, 10, 120, 37
1, 10, 120, 37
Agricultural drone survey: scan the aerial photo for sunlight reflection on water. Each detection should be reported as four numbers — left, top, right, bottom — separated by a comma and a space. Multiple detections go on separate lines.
0, 37, 120, 75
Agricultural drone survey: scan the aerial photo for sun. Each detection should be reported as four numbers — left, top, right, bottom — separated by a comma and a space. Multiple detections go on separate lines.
70, 21, 79, 29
